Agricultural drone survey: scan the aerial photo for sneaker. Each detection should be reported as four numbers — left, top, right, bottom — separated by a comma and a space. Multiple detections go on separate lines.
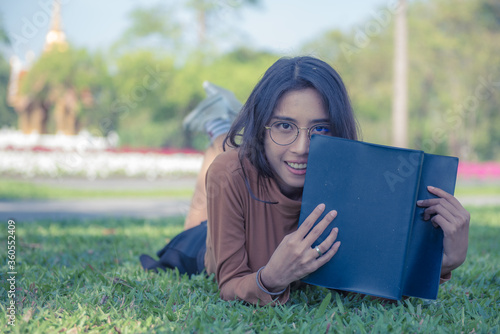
182, 81, 243, 133
202, 81, 242, 115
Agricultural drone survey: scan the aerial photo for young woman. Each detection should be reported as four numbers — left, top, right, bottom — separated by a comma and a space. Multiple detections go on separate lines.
141, 56, 470, 306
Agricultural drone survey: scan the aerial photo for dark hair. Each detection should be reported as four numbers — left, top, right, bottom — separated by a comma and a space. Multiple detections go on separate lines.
225, 56, 359, 182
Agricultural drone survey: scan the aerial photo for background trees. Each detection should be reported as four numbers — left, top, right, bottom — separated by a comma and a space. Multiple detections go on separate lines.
1, 0, 499, 160
18, 47, 108, 134
0, 18, 16, 128
303, 0, 500, 161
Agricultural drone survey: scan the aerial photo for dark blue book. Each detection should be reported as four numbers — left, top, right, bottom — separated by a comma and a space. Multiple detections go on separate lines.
298, 135, 459, 300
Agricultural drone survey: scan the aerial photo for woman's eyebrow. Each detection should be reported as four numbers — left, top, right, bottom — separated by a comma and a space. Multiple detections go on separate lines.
271, 116, 330, 123
272, 116, 296, 122
311, 118, 330, 123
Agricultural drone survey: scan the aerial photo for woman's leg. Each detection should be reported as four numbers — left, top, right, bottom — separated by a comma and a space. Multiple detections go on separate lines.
184, 135, 226, 230
182, 81, 241, 230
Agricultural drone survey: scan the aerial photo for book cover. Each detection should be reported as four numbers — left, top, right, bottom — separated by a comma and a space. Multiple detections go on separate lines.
298, 135, 458, 300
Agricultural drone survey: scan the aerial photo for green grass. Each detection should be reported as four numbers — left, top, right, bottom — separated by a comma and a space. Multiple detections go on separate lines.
454, 183, 500, 197
0, 206, 499, 333
2, 177, 498, 201
0, 178, 194, 200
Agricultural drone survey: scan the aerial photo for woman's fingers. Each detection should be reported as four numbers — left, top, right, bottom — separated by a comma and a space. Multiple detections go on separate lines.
417, 186, 470, 231
296, 203, 338, 247
416, 186, 470, 275
418, 186, 463, 212
303, 209, 337, 246
314, 227, 340, 258
316, 240, 341, 264
296, 203, 326, 239
306, 229, 341, 274
420, 199, 456, 223
266, 205, 340, 285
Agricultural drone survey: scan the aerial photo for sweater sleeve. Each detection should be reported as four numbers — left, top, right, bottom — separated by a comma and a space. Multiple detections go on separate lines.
205, 156, 290, 306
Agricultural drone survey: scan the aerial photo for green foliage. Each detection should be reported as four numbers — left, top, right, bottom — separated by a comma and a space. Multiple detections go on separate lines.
0, 206, 498, 332
406, 0, 500, 160
0, 16, 9, 44
0, 54, 16, 128
111, 47, 278, 148
1, 0, 499, 158
302, 0, 500, 159
20, 47, 102, 99
185, 0, 261, 47
111, 3, 184, 57
106, 50, 176, 146
15, 46, 112, 134
0, 16, 16, 128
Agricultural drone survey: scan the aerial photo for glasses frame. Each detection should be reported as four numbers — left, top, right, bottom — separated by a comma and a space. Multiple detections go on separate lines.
264, 121, 332, 146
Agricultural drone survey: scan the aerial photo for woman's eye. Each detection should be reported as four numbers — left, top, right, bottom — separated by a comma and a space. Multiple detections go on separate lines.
312, 125, 331, 134
276, 122, 293, 131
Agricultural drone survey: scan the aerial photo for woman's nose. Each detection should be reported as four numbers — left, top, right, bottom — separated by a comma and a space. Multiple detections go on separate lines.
290, 129, 310, 154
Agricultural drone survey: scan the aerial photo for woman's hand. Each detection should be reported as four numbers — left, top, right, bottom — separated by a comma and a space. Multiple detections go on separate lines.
260, 204, 341, 292
417, 186, 470, 276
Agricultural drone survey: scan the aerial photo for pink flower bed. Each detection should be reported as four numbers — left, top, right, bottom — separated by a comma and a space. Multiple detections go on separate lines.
458, 161, 500, 180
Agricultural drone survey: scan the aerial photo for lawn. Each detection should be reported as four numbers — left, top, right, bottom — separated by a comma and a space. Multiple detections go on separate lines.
0, 178, 194, 200
2, 177, 499, 201
0, 206, 499, 333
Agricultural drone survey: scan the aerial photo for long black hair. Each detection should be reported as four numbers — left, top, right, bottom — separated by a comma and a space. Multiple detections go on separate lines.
225, 56, 359, 184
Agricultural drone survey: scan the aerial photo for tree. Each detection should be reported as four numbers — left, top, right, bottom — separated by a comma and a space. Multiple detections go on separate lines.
0, 17, 17, 128
109, 50, 177, 147
107, 2, 275, 149
185, 0, 260, 48
114, 0, 261, 58
391, 0, 408, 148
109, 47, 277, 149
302, 0, 500, 160
408, 0, 500, 160
19, 46, 108, 134
111, 3, 184, 57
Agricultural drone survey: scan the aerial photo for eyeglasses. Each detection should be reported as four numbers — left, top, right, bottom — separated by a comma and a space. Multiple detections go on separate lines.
264, 121, 333, 146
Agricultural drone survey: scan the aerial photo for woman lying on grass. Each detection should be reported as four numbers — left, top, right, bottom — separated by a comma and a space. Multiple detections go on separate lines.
141, 56, 470, 306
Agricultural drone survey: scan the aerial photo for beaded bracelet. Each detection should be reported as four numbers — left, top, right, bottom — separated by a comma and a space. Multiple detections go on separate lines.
256, 266, 287, 296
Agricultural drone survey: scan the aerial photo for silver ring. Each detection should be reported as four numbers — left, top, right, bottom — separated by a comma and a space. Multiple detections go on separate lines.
315, 246, 323, 257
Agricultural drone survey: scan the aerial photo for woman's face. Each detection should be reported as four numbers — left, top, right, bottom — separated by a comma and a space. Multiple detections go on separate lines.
264, 88, 329, 200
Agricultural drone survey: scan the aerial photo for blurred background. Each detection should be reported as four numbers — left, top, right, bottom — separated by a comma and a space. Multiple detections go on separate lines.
0, 0, 499, 207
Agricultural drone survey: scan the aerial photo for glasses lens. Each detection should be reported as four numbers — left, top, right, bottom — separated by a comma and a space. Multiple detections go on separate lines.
270, 121, 298, 145
310, 124, 333, 138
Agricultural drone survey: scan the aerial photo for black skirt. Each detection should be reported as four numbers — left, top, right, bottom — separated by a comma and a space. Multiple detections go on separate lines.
140, 221, 207, 276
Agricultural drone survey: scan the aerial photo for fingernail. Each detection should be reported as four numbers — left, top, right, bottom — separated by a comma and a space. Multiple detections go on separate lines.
428, 186, 435, 190
329, 210, 337, 217
318, 203, 325, 210
333, 227, 339, 233
417, 200, 423, 205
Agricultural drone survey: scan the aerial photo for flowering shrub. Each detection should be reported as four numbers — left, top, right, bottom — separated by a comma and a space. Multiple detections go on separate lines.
0, 129, 203, 180
0, 148, 203, 180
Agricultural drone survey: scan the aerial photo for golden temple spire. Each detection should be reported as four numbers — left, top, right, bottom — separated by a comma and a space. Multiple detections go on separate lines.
44, 0, 68, 52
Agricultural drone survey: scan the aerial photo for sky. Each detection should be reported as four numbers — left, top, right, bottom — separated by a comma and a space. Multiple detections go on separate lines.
0, 0, 390, 62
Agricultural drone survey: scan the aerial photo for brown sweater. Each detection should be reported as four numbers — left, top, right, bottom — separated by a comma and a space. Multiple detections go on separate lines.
204, 149, 301, 305
204, 149, 451, 306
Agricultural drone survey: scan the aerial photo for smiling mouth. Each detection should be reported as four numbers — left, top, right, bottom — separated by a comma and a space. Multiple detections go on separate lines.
287, 162, 307, 170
